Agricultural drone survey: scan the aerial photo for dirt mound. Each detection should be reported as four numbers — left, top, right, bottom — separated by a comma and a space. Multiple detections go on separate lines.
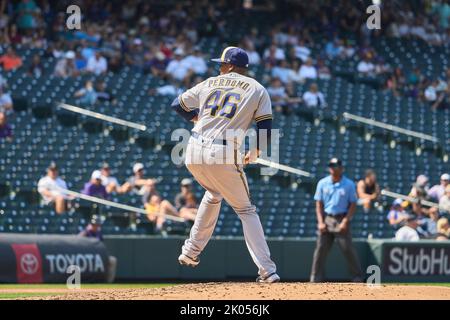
20, 283, 450, 300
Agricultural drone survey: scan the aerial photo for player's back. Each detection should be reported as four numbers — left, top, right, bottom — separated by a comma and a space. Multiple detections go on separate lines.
180, 72, 272, 145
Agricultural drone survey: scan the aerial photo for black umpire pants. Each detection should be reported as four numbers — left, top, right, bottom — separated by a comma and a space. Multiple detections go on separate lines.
310, 214, 363, 282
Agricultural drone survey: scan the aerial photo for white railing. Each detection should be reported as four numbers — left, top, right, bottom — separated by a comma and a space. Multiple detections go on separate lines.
57, 102, 147, 131
342, 112, 439, 143
381, 189, 439, 208
59, 188, 186, 222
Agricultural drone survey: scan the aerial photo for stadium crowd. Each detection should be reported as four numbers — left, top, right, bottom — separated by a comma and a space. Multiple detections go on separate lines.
0, 0, 449, 239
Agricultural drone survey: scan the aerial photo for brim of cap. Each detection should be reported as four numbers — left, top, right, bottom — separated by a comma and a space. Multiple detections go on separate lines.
328, 163, 342, 167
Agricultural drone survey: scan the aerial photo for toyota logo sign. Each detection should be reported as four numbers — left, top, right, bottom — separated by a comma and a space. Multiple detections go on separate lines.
20, 253, 39, 275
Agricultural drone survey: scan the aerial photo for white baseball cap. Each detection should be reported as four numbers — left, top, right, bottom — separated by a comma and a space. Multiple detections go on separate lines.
416, 174, 429, 186
133, 163, 144, 173
441, 173, 450, 181
65, 51, 75, 59
181, 178, 193, 186
174, 48, 185, 56
91, 170, 102, 180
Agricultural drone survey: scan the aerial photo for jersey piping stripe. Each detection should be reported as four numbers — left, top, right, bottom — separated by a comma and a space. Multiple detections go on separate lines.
234, 149, 250, 200
179, 96, 191, 112
220, 46, 237, 62
255, 114, 273, 122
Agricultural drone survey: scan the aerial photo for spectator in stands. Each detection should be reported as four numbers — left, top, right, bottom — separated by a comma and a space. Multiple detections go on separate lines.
27, 54, 42, 77
82, 170, 109, 199
99, 163, 120, 194
395, 214, 420, 241
263, 43, 286, 68
428, 173, 450, 202
0, 86, 13, 112
357, 55, 375, 76
241, 40, 260, 65
293, 39, 311, 62
325, 38, 343, 59
16, 0, 41, 30
79, 215, 103, 241
165, 48, 192, 84
342, 40, 356, 58
95, 80, 116, 104
145, 191, 179, 233
86, 51, 108, 75
387, 199, 409, 228
74, 80, 97, 106
298, 58, 317, 81
147, 51, 168, 78
175, 178, 198, 222
424, 79, 448, 109
436, 217, 450, 241
316, 59, 332, 80
419, 207, 440, 238
439, 185, 450, 214
356, 169, 380, 212
271, 60, 300, 84
74, 50, 87, 72
0, 111, 12, 141
302, 83, 326, 109
54, 51, 77, 77
409, 174, 431, 216
267, 77, 288, 113
120, 163, 156, 197
37, 162, 69, 214
386, 67, 406, 97
0, 47, 23, 71
182, 46, 207, 75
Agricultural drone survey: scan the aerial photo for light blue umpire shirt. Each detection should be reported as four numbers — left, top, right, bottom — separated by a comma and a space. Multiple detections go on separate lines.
314, 175, 357, 215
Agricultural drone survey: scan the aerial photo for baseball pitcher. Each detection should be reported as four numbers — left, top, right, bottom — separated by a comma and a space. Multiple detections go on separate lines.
171, 47, 279, 283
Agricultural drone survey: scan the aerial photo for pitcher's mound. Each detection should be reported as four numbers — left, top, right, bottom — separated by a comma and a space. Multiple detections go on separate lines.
26, 282, 450, 300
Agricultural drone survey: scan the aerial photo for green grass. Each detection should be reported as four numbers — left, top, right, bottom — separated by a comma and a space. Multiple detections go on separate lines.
399, 283, 450, 288
0, 283, 174, 290
0, 293, 61, 299
0, 283, 175, 299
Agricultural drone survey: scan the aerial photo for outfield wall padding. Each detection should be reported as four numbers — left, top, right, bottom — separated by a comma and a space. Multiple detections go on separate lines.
0, 234, 110, 283
104, 236, 449, 282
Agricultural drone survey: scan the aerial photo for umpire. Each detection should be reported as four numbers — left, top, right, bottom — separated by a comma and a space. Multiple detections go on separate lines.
310, 157, 363, 282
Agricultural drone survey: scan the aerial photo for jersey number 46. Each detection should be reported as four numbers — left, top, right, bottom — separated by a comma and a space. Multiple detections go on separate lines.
204, 90, 241, 120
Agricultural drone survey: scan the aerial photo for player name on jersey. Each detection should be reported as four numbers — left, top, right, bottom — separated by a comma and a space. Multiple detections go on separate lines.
207, 78, 250, 91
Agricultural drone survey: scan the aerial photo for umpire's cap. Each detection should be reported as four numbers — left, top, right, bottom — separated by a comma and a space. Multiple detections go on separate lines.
328, 157, 343, 167
211, 46, 249, 68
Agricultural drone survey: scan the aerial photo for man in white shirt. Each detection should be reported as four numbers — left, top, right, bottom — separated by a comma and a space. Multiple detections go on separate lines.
271, 60, 299, 84
294, 39, 311, 62
298, 58, 317, 81
395, 215, 420, 241
302, 83, 326, 108
37, 163, 69, 214
100, 163, 121, 194
244, 42, 261, 65
165, 48, 192, 81
181, 47, 207, 75
357, 56, 375, 75
263, 44, 286, 62
87, 52, 108, 75
0, 86, 13, 112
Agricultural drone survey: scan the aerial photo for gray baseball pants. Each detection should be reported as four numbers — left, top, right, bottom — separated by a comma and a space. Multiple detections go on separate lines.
181, 136, 277, 278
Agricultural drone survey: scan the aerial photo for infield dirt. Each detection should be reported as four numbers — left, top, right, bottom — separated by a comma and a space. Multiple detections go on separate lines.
6, 282, 450, 300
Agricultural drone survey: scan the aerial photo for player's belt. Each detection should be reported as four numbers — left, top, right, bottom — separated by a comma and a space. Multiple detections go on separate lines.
191, 132, 227, 146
